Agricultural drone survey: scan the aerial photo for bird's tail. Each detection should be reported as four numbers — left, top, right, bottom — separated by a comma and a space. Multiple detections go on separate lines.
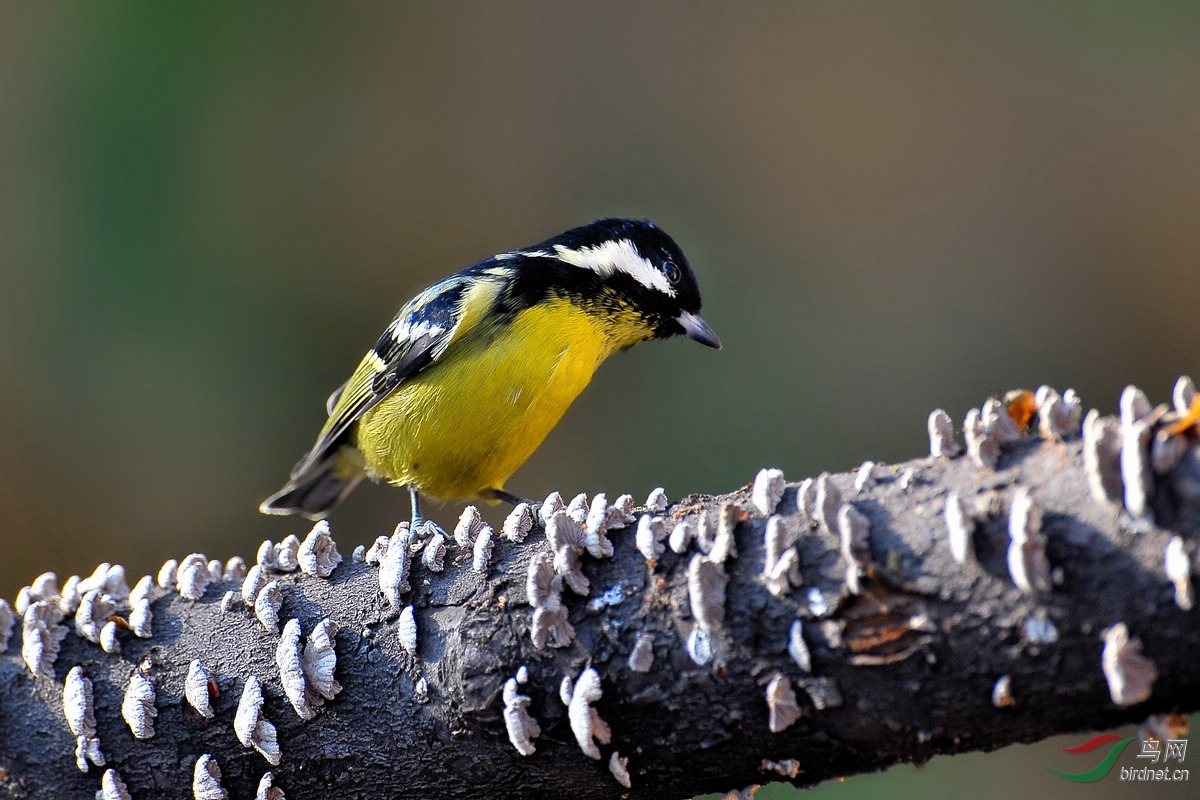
259, 444, 367, 520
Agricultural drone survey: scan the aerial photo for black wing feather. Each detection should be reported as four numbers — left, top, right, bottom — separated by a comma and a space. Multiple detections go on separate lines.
289, 276, 473, 479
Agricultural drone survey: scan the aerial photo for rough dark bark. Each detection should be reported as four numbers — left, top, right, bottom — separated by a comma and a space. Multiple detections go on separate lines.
2, 395, 1199, 800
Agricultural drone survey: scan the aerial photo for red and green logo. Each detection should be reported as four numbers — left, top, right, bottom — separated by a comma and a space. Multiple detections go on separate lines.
1045, 734, 1135, 782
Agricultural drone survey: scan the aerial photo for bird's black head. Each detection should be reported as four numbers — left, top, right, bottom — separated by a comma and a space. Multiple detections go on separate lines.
513, 218, 721, 349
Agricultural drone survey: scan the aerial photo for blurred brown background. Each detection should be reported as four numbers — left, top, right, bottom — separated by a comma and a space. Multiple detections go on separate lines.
0, 3, 1195, 797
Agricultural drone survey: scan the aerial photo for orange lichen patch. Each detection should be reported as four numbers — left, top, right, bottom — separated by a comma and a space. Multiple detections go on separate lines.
1153, 714, 1189, 741
1141, 713, 1189, 746
1164, 395, 1200, 437
761, 759, 802, 778
846, 619, 913, 652
711, 503, 741, 561
671, 501, 706, 520
992, 675, 1015, 707
1166, 714, 1189, 737
721, 787, 762, 800
1004, 389, 1038, 434
839, 569, 936, 666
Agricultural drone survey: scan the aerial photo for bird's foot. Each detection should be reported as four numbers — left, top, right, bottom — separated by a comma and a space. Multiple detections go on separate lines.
411, 518, 445, 540
407, 486, 447, 540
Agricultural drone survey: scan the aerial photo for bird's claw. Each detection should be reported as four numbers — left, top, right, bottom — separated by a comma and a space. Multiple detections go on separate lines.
412, 518, 445, 540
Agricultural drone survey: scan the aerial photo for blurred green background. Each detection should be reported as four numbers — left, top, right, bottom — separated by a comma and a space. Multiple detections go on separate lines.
0, 3, 1195, 798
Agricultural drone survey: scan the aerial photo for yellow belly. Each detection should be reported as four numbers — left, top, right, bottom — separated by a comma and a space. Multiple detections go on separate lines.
355, 298, 647, 500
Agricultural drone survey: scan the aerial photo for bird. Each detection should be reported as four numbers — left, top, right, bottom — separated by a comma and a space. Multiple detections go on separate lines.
259, 217, 720, 529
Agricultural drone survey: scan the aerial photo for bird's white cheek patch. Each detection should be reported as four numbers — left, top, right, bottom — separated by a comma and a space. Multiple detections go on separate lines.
552, 239, 676, 298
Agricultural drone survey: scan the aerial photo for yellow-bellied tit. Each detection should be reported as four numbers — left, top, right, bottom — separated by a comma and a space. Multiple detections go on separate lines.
260, 218, 720, 530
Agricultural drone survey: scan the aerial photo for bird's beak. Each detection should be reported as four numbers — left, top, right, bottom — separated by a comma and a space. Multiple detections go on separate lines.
676, 311, 722, 350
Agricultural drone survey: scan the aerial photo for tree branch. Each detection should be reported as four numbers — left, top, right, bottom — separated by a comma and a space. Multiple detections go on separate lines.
2, 382, 1198, 800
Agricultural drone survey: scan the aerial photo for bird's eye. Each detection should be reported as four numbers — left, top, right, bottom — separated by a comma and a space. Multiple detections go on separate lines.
664, 261, 682, 284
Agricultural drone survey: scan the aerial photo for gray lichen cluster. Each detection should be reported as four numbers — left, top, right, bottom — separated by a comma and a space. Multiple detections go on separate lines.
1, 378, 1197, 798
2, 519, 351, 796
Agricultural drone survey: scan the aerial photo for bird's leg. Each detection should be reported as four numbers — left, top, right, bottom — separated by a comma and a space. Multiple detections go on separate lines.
486, 488, 533, 507
408, 486, 424, 528
407, 486, 446, 537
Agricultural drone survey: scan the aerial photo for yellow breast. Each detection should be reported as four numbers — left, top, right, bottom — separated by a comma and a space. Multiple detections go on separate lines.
355, 296, 649, 500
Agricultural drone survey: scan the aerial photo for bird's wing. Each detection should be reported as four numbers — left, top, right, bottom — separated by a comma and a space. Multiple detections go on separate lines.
289, 271, 506, 479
